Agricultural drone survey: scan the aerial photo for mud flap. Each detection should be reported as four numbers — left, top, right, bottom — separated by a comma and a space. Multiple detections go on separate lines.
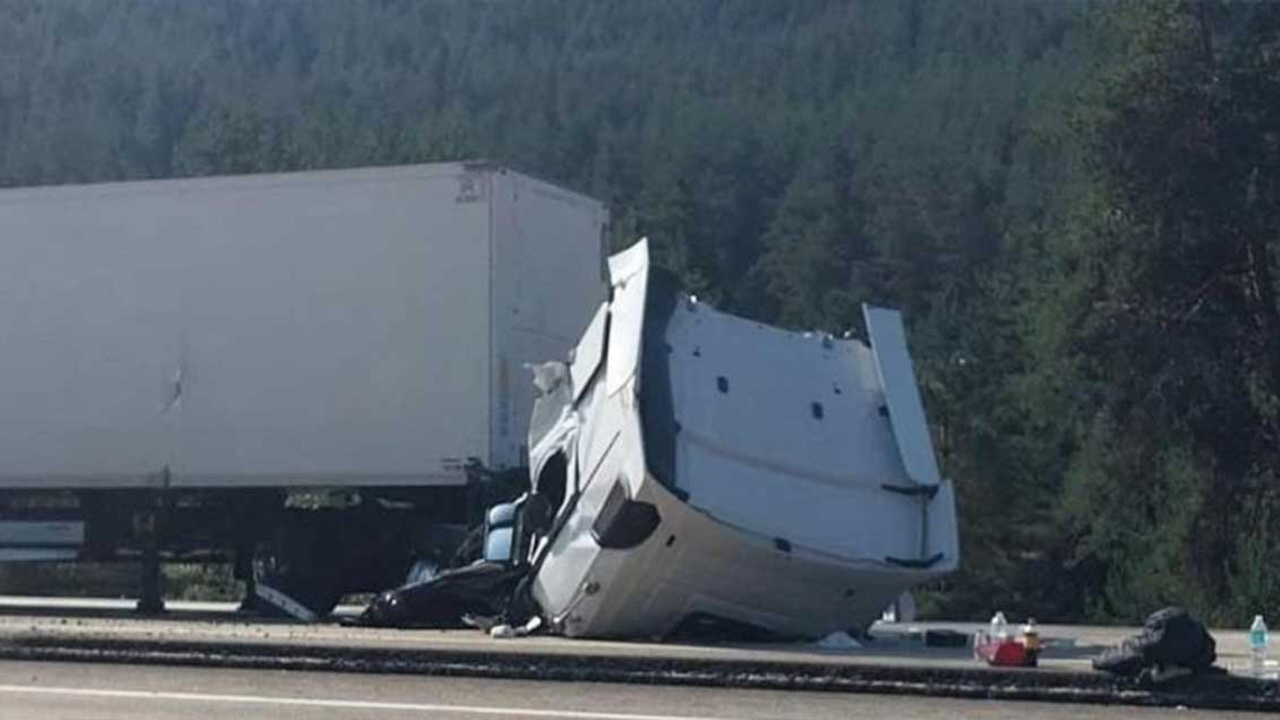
253, 580, 320, 622
250, 551, 341, 621
248, 521, 345, 621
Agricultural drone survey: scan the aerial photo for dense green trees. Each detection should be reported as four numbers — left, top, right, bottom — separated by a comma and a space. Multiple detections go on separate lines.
0, 0, 1274, 624
1023, 1, 1280, 623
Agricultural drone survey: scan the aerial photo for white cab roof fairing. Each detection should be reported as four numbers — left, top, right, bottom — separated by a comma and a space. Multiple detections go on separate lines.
863, 305, 941, 487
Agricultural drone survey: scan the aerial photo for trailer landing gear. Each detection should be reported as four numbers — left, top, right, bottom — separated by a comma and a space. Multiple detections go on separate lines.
234, 544, 257, 613
135, 508, 165, 615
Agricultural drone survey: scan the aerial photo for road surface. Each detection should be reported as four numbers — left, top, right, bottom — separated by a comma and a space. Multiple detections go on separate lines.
0, 659, 1252, 720
0, 595, 1258, 674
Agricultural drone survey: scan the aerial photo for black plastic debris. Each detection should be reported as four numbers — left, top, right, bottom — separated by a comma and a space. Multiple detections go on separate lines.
356, 560, 526, 628
1093, 607, 1221, 681
354, 500, 533, 629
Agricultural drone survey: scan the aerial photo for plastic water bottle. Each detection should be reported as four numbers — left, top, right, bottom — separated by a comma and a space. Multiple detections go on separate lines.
990, 611, 1009, 641
1250, 615, 1269, 677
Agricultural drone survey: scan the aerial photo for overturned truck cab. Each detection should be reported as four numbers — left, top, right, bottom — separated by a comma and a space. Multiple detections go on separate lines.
361, 238, 958, 638
517, 238, 958, 640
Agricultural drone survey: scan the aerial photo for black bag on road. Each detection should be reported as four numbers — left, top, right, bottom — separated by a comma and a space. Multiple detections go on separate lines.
1093, 606, 1217, 678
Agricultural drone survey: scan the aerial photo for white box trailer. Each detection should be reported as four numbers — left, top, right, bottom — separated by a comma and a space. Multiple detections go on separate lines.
0, 162, 607, 614
0, 162, 606, 489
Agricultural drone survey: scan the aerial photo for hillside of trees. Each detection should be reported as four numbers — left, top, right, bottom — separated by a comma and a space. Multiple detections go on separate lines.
0, 0, 1276, 625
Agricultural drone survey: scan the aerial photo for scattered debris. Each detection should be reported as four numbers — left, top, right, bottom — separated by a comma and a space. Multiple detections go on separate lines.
490, 616, 543, 639
816, 631, 863, 651
975, 634, 1036, 667
1093, 607, 1221, 682
354, 502, 531, 628
973, 612, 1041, 667
356, 560, 525, 629
1248, 614, 1272, 678
881, 592, 918, 623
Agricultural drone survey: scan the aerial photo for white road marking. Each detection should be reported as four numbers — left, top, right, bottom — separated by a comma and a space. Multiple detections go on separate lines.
0, 684, 733, 720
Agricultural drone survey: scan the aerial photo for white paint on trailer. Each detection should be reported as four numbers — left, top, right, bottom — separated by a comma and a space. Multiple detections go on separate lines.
0, 163, 607, 489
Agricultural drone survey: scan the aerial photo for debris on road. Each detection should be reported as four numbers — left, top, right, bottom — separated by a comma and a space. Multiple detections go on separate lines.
815, 631, 863, 651
973, 612, 1041, 667
1093, 607, 1221, 682
354, 503, 530, 628
974, 634, 1036, 667
1248, 614, 1273, 678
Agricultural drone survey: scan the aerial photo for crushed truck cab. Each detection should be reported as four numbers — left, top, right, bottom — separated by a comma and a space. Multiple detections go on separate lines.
522, 239, 959, 639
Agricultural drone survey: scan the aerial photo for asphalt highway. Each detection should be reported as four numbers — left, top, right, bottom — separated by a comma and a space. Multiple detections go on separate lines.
0, 595, 1257, 672
0, 596, 1274, 716
0, 659, 1255, 720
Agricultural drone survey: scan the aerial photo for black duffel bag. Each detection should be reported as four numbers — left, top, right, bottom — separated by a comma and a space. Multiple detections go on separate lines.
1093, 606, 1218, 677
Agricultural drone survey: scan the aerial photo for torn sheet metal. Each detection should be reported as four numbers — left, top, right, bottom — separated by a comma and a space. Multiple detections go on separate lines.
519, 238, 959, 640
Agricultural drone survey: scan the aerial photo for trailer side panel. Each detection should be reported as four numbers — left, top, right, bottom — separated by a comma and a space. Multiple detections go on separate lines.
0, 165, 499, 488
